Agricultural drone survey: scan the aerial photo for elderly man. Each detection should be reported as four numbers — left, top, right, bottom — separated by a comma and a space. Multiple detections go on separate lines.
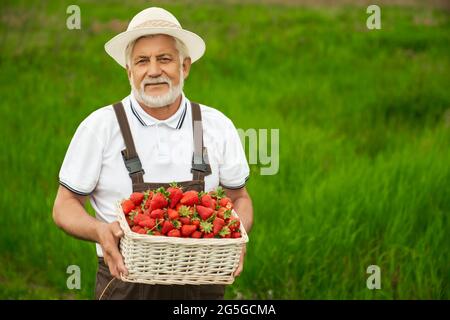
52, 7, 253, 300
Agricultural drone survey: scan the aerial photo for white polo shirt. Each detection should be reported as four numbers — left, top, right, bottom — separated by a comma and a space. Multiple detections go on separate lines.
58, 92, 250, 256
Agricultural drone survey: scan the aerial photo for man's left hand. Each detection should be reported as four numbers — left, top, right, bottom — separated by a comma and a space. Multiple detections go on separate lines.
234, 245, 247, 277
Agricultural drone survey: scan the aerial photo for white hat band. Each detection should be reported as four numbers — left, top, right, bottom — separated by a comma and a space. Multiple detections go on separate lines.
132, 20, 181, 30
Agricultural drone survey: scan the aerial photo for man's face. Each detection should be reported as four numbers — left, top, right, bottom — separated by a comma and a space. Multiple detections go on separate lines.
127, 34, 191, 107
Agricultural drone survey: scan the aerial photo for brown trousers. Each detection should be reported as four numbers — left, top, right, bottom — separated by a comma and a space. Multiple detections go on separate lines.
95, 258, 226, 300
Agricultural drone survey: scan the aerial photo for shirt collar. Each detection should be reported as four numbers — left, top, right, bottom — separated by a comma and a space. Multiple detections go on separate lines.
129, 92, 188, 130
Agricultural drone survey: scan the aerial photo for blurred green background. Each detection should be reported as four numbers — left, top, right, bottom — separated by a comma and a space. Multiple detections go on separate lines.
0, 0, 449, 299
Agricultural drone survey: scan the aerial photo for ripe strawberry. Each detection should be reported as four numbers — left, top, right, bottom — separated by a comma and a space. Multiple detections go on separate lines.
208, 186, 224, 199
126, 215, 134, 227
203, 232, 215, 238
180, 190, 199, 206
231, 231, 242, 238
143, 191, 154, 209
200, 221, 213, 234
151, 230, 162, 236
131, 225, 142, 233
209, 186, 225, 200
191, 231, 203, 238
154, 218, 164, 232
137, 228, 147, 234
139, 218, 156, 229
210, 187, 233, 209
179, 217, 191, 225
228, 216, 241, 232
213, 217, 225, 235
144, 208, 152, 217
133, 213, 147, 225
179, 205, 193, 217
121, 199, 135, 214
216, 207, 224, 219
167, 208, 179, 220
167, 229, 181, 237
128, 210, 137, 222
191, 218, 200, 229
132, 225, 146, 234
217, 207, 232, 220
150, 188, 169, 211
196, 205, 214, 220
181, 225, 197, 237
200, 192, 213, 208
172, 219, 181, 229
167, 183, 183, 209
210, 198, 217, 210
150, 209, 165, 219
219, 226, 231, 238
129, 192, 145, 206
161, 220, 175, 235
219, 197, 232, 208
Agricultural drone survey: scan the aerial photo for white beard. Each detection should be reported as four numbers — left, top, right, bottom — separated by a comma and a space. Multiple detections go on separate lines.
130, 68, 184, 108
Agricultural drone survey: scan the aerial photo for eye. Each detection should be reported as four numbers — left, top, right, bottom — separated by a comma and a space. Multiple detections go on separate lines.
160, 57, 171, 63
136, 59, 147, 65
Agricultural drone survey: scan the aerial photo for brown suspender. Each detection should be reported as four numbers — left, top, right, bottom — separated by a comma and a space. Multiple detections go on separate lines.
190, 102, 210, 181
112, 101, 211, 186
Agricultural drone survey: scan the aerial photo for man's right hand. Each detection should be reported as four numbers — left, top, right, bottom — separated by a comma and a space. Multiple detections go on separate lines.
97, 221, 128, 279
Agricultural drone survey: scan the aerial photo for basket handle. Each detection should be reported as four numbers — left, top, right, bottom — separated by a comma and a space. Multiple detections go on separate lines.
116, 201, 131, 233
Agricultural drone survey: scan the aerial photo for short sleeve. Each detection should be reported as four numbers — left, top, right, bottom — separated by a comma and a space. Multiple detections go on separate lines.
219, 119, 250, 189
58, 122, 104, 195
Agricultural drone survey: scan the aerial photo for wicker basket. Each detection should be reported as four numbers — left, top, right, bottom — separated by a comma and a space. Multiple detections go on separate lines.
116, 202, 249, 285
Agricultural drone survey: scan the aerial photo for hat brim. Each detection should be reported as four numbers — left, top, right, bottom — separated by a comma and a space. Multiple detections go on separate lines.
104, 27, 206, 68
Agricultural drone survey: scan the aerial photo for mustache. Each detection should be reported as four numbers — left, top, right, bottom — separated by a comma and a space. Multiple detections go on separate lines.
141, 77, 171, 86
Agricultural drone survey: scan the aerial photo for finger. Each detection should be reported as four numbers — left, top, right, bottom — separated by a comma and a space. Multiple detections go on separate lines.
111, 249, 128, 277
105, 257, 118, 278
104, 250, 120, 277
111, 221, 124, 238
117, 259, 128, 277
112, 267, 121, 279
234, 250, 246, 277
234, 259, 244, 277
110, 266, 118, 279
107, 259, 121, 279
234, 263, 243, 277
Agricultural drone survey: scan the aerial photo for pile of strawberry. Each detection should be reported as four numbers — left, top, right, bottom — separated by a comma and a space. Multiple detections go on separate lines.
120, 184, 242, 238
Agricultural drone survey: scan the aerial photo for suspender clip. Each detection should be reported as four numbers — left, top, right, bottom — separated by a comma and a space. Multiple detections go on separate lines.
121, 151, 145, 176
191, 163, 210, 173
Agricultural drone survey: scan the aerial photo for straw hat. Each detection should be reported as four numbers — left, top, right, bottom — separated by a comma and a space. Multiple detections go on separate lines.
104, 7, 206, 68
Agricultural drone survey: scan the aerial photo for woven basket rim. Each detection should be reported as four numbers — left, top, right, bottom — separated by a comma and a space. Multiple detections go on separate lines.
116, 201, 249, 245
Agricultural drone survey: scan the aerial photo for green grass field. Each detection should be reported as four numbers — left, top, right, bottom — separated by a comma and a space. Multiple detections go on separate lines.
0, 0, 449, 299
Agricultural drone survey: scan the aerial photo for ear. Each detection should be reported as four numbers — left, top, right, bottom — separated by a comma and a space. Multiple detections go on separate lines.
126, 65, 131, 80
182, 57, 192, 80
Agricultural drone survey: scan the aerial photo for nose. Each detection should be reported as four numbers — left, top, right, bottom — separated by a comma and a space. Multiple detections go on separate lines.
146, 58, 162, 78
